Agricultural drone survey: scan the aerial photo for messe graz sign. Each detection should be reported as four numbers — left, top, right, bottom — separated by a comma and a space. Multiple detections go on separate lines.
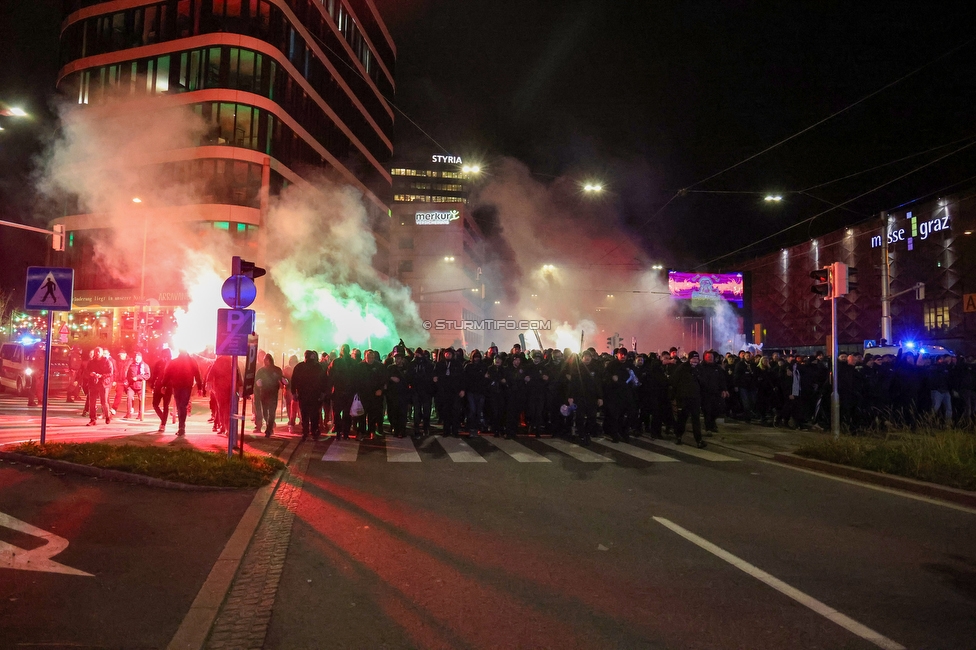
871, 209, 950, 251
415, 209, 461, 225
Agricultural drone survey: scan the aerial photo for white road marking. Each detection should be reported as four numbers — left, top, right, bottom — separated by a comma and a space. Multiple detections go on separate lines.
0, 511, 93, 576
754, 457, 976, 515
652, 516, 905, 650
645, 438, 740, 461
385, 436, 422, 462
321, 439, 359, 461
539, 438, 614, 463
481, 436, 551, 463
590, 438, 679, 463
435, 436, 487, 462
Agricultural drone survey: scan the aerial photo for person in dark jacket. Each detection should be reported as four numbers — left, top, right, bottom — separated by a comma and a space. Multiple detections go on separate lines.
86, 347, 114, 426
602, 347, 632, 442
124, 351, 151, 420
434, 348, 465, 437
568, 350, 603, 446
406, 347, 434, 437
293, 350, 325, 440
671, 351, 706, 448
484, 355, 507, 435
254, 354, 283, 437
699, 351, 729, 434
328, 344, 357, 439
503, 354, 529, 439
385, 351, 410, 437
151, 348, 172, 432
733, 352, 758, 421
463, 349, 488, 434
361, 349, 388, 438
163, 350, 203, 436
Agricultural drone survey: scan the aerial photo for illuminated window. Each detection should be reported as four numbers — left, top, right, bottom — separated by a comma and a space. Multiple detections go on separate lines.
924, 300, 950, 332
213, 221, 230, 230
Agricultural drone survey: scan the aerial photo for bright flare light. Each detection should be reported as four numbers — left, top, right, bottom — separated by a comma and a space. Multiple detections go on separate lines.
132, 197, 143, 203
9, 108, 27, 117
764, 195, 783, 202
171, 258, 223, 353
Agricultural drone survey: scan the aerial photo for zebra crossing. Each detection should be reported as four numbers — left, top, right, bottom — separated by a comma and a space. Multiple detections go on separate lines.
319, 435, 741, 465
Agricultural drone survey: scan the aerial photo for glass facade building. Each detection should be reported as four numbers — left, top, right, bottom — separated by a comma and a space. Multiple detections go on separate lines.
52, 0, 395, 343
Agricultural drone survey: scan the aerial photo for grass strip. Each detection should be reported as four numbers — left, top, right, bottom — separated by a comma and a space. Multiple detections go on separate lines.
796, 431, 976, 491
10, 442, 285, 488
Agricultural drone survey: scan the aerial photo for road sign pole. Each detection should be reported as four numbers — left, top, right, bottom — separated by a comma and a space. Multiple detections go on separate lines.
831, 293, 840, 439
40, 312, 54, 444
229, 356, 238, 458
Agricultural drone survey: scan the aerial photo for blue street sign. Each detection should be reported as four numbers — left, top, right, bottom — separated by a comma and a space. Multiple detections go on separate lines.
216, 309, 256, 356
25, 267, 74, 312
221, 274, 257, 308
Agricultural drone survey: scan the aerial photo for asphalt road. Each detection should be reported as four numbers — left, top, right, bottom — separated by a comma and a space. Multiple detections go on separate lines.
265, 435, 976, 650
0, 462, 254, 649
2, 392, 975, 649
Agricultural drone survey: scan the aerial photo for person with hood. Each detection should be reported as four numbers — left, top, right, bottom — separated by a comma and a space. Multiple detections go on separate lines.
463, 349, 488, 434
163, 350, 204, 436
328, 344, 357, 439
671, 351, 707, 448
568, 350, 603, 446
503, 352, 529, 438
434, 347, 465, 437
293, 350, 325, 440
86, 347, 114, 426
699, 350, 729, 434
254, 354, 284, 437
361, 349, 388, 438
406, 346, 434, 437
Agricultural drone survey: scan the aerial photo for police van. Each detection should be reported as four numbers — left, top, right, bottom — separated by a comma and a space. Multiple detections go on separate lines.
0, 341, 71, 395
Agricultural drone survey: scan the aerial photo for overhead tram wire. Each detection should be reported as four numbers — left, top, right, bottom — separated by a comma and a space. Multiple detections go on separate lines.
590, 34, 976, 265
694, 139, 976, 270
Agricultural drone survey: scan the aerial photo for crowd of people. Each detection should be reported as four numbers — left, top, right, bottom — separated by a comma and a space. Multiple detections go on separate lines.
58, 340, 976, 443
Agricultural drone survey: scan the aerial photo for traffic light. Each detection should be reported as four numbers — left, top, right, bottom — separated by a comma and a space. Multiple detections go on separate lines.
232, 256, 266, 279
829, 262, 857, 296
831, 262, 849, 296
810, 267, 830, 299
52, 224, 65, 252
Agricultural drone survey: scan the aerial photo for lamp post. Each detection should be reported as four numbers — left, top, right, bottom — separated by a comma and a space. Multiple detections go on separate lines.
133, 197, 148, 421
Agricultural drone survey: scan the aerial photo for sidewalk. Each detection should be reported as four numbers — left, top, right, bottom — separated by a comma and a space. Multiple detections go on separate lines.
708, 419, 828, 458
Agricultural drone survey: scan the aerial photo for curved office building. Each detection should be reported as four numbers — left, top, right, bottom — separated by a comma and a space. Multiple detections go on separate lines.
53, 0, 395, 347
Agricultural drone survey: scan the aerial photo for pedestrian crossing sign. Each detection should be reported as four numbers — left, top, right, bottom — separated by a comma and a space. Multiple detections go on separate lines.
25, 267, 74, 312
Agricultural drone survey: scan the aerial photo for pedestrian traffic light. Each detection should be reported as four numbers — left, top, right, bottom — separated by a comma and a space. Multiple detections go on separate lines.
232, 256, 266, 279
52, 224, 65, 251
810, 267, 830, 299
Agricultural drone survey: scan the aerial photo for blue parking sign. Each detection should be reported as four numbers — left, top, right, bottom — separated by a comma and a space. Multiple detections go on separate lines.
216, 309, 256, 355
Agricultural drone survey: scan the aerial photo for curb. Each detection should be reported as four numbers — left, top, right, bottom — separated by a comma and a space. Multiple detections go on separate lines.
166, 437, 303, 650
774, 452, 976, 509
0, 451, 241, 491
707, 440, 777, 459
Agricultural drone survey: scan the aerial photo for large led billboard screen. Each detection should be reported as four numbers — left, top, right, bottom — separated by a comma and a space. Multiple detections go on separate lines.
669, 272, 744, 307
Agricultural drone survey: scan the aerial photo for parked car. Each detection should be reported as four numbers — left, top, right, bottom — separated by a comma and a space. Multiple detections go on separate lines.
0, 341, 71, 396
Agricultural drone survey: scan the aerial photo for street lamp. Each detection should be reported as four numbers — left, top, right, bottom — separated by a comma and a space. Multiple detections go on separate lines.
134, 197, 148, 421
583, 183, 604, 193
444, 256, 455, 262
1, 107, 28, 117
651, 264, 664, 270
764, 195, 783, 202
461, 164, 481, 174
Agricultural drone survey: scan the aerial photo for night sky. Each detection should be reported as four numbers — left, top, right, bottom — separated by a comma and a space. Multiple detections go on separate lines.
3, 0, 976, 292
